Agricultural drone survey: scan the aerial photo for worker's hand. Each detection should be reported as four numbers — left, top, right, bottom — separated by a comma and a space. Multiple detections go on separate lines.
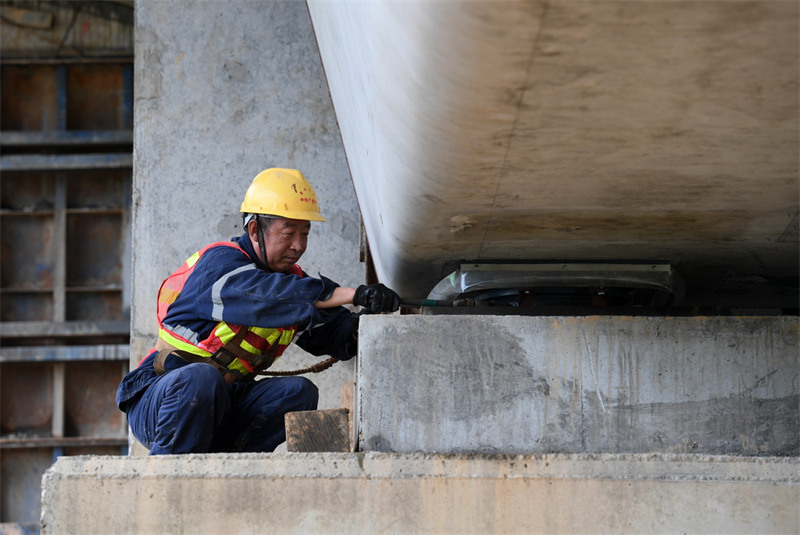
353, 283, 400, 313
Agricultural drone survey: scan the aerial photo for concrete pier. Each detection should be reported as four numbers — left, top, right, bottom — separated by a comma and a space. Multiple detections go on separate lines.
40, 315, 798, 533
41, 452, 799, 534
357, 315, 799, 455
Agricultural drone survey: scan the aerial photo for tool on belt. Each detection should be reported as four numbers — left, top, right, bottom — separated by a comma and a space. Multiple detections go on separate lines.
153, 346, 338, 380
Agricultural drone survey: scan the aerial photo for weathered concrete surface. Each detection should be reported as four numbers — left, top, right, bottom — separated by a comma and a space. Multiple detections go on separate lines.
308, 1, 799, 302
358, 315, 799, 455
131, 0, 360, 454
41, 452, 799, 534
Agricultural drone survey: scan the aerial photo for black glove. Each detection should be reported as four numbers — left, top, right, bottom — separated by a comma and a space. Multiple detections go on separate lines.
343, 311, 364, 360
353, 283, 400, 313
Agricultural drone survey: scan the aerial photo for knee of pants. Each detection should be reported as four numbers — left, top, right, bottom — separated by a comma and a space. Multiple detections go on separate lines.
284, 376, 319, 410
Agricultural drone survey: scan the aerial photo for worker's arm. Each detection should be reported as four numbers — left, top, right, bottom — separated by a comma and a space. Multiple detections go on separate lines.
295, 306, 358, 360
314, 283, 400, 312
314, 286, 356, 309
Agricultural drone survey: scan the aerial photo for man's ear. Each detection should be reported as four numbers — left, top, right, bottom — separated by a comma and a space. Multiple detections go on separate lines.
246, 219, 259, 239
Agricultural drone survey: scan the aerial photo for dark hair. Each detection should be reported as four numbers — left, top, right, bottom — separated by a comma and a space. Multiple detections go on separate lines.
243, 213, 276, 233
257, 215, 275, 233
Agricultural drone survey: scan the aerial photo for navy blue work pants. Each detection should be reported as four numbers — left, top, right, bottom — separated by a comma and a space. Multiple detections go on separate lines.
126, 363, 318, 454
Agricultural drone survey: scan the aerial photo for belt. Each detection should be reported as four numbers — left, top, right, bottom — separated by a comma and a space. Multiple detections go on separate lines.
152, 339, 247, 383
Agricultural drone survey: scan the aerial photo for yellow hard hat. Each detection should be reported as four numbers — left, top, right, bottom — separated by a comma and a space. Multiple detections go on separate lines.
240, 168, 326, 222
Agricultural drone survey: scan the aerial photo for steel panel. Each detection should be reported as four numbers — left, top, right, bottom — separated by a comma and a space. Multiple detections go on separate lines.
64, 291, 122, 322
0, 173, 54, 211
0, 216, 54, 289
1, 363, 52, 437
65, 169, 129, 209
0, 448, 51, 524
66, 213, 122, 288
0, 293, 53, 323
0, 65, 57, 131
67, 64, 130, 130
64, 361, 127, 438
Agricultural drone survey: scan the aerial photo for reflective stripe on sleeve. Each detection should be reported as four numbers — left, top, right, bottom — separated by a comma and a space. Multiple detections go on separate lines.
211, 263, 258, 319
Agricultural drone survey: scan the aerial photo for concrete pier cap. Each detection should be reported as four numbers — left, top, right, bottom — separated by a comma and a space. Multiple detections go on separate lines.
41, 452, 800, 534
356, 314, 799, 456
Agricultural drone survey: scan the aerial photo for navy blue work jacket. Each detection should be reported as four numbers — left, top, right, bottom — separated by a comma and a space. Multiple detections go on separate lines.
116, 233, 356, 409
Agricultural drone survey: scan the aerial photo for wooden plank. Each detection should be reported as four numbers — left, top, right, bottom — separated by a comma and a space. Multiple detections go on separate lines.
341, 381, 355, 451
285, 409, 351, 453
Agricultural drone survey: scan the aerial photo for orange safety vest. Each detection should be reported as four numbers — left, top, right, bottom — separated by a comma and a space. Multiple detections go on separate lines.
154, 242, 303, 381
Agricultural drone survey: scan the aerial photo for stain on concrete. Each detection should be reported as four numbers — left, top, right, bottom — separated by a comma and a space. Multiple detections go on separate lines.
359, 316, 799, 455
392, 321, 534, 423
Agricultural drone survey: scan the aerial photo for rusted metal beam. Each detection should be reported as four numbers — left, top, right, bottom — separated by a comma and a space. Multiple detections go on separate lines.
52, 363, 65, 439
0, 320, 129, 338
0, 436, 127, 449
0, 345, 129, 363
0, 53, 133, 64
54, 175, 66, 322
0, 153, 132, 171
1, 130, 132, 146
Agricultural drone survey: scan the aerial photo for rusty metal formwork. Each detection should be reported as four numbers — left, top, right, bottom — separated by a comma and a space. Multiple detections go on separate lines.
0, 1, 133, 529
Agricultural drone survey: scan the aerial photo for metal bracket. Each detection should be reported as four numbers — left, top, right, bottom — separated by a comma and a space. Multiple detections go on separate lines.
427, 262, 685, 305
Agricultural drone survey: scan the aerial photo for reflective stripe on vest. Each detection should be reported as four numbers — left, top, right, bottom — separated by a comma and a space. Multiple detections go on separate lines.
155, 241, 303, 377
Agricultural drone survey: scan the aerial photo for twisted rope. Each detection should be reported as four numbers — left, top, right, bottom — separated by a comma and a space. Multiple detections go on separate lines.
257, 357, 339, 376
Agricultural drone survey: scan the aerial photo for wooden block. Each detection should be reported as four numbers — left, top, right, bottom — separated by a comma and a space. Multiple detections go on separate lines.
340, 381, 354, 414
341, 381, 355, 450
285, 408, 351, 452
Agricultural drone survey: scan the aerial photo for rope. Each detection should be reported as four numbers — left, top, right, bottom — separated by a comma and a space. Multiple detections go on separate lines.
257, 357, 339, 376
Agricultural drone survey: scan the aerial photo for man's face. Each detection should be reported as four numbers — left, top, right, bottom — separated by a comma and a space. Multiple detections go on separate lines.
258, 217, 310, 273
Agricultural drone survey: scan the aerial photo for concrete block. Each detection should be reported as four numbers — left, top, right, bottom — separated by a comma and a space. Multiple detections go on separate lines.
357, 315, 799, 454
41, 453, 799, 534
132, 0, 361, 420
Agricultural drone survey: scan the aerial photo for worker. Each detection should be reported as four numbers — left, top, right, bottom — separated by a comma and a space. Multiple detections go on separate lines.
115, 168, 400, 454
